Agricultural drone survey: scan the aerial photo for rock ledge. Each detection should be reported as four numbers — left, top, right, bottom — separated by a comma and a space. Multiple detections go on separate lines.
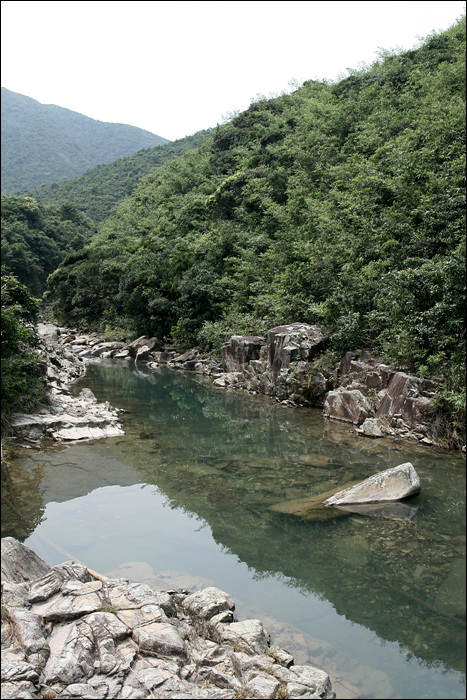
1, 537, 335, 699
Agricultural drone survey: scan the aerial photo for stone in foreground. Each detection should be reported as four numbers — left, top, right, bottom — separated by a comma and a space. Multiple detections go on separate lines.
1, 538, 336, 700
323, 463, 421, 506
1, 537, 50, 583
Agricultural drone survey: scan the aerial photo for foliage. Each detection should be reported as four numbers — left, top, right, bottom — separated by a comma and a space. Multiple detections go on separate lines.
1, 194, 95, 296
28, 129, 213, 223
1, 272, 46, 426
1, 88, 168, 193
47, 19, 466, 416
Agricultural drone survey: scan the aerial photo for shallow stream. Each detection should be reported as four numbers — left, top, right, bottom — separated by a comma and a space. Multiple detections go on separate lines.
2, 360, 465, 699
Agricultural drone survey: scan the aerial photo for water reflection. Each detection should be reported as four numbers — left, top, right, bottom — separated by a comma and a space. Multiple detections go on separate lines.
3, 360, 465, 699
1, 452, 46, 539
333, 502, 419, 519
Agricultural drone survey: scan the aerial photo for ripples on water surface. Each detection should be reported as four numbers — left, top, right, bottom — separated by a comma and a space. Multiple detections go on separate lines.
2, 361, 465, 699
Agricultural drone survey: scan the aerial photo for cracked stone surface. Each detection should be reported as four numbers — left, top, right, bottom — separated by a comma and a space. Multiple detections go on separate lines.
1, 537, 335, 699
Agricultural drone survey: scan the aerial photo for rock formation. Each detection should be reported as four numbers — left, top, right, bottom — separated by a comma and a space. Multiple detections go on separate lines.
1, 537, 336, 699
8, 324, 124, 445
269, 463, 421, 521
323, 463, 421, 506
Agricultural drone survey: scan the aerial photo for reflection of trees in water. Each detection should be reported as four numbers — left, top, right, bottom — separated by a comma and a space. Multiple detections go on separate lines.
117, 431, 466, 675
209, 489, 466, 674
1, 452, 45, 540
72, 363, 466, 675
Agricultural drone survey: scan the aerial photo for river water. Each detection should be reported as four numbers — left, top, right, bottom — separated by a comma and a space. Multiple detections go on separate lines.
2, 360, 465, 699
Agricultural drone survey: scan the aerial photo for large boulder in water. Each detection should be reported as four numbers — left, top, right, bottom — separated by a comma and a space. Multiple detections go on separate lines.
323, 463, 421, 506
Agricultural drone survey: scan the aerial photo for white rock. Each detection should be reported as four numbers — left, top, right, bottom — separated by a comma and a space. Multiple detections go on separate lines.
183, 586, 235, 620
220, 619, 269, 654
1, 538, 50, 583
357, 417, 384, 437
324, 463, 421, 506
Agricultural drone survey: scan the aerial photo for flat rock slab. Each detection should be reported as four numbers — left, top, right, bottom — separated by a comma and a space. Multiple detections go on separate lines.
324, 463, 421, 506
51, 425, 124, 441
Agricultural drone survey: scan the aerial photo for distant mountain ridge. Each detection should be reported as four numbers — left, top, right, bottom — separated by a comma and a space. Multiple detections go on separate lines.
1, 88, 169, 192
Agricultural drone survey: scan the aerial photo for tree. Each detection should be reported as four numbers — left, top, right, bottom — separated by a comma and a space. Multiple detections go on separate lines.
1, 271, 46, 427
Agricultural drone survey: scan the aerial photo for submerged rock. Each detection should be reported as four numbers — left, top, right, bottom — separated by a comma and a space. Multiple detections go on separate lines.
269, 481, 361, 520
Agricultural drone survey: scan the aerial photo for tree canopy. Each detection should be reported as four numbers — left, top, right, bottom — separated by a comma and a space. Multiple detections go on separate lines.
28, 129, 213, 223
1, 194, 95, 296
1, 271, 46, 425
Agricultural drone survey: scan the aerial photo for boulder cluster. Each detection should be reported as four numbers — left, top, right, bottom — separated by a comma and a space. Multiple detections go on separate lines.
323, 351, 439, 445
146, 323, 438, 447
1, 537, 336, 699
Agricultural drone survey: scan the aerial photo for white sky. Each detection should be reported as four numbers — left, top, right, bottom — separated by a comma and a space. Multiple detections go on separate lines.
1, 0, 465, 141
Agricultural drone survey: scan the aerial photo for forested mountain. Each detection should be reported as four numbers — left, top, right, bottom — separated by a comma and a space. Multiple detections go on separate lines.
28, 129, 213, 223
48, 17, 465, 410
1, 88, 169, 193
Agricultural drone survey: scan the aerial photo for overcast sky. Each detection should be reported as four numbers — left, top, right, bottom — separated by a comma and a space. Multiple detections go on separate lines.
1, 0, 465, 141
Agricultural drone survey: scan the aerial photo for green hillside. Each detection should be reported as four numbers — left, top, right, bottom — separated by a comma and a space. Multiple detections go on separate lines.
28, 129, 213, 223
48, 18, 465, 388
1, 88, 169, 193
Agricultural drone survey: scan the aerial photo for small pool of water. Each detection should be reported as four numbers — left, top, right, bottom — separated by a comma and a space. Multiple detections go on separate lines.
2, 361, 465, 699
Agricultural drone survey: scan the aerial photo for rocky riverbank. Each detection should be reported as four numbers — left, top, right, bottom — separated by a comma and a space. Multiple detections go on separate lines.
1, 537, 336, 699
7, 320, 462, 450
8, 323, 125, 446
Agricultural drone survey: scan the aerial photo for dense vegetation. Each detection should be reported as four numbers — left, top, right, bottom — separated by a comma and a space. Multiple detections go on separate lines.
1, 88, 168, 193
48, 20, 465, 389
1, 272, 46, 426
1, 195, 95, 296
28, 129, 213, 223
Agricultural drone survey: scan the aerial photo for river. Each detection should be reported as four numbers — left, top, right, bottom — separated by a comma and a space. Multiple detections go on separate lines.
2, 360, 465, 699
